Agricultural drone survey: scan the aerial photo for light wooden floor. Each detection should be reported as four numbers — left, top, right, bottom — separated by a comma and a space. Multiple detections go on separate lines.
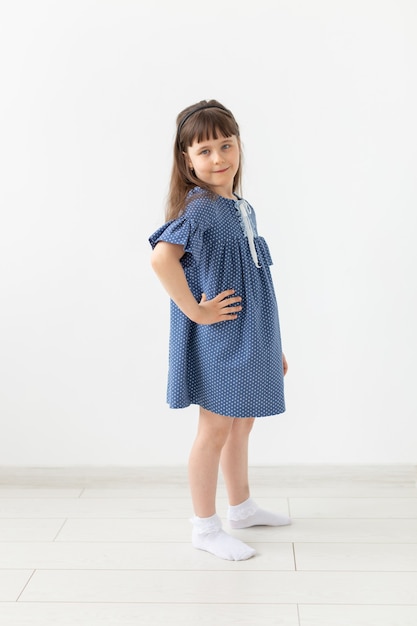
0, 465, 416, 625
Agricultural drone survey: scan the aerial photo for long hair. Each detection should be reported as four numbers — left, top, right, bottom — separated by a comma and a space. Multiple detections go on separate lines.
165, 99, 242, 221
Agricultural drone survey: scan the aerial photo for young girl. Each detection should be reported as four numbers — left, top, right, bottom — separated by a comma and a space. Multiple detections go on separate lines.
149, 99, 290, 561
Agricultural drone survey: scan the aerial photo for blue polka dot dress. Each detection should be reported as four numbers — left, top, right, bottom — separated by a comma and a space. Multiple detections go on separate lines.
149, 187, 286, 418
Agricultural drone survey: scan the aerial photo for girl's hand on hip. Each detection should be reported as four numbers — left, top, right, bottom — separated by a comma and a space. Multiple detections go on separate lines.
196, 289, 242, 325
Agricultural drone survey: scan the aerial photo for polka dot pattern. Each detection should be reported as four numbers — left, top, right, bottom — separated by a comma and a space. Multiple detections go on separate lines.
149, 187, 285, 418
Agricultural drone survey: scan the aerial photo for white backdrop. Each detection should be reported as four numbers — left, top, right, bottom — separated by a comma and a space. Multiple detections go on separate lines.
1, 0, 416, 465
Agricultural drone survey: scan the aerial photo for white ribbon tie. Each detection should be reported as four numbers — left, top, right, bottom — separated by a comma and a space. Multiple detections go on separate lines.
236, 200, 260, 268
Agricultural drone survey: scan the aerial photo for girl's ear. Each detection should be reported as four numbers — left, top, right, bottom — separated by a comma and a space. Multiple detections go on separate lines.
183, 151, 193, 169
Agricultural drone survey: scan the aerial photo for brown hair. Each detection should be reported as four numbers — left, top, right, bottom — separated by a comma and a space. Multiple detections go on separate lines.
165, 99, 242, 221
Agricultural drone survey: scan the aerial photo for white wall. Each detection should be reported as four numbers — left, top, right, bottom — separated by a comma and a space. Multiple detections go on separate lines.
1, 0, 416, 465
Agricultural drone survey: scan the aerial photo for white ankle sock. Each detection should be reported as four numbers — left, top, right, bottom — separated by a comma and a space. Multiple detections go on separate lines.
191, 513, 256, 561
227, 497, 292, 529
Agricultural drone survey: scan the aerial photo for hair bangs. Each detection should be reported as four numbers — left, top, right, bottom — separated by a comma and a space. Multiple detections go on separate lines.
181, 109, 239, 148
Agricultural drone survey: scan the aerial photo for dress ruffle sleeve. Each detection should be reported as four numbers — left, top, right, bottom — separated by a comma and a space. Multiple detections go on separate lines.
149, 214, 211, 266
255, 236, 273, 266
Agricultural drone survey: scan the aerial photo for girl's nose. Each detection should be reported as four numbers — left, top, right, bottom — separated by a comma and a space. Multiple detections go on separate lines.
212, 151, 224, 164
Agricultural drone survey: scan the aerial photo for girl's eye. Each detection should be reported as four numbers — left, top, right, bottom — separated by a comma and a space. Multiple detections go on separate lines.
222, 144, 230, 149
200, 149, 210, 155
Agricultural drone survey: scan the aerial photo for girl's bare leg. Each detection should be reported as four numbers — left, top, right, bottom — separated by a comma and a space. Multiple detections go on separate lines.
220, 417, 255, 505
188, 407, 234, 518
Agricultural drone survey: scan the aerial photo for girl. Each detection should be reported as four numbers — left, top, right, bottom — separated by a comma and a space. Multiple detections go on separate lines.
149, 99, 290, 561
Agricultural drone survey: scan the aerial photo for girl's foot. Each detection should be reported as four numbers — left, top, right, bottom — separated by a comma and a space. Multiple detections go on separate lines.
191, 513, 256, 561
227, 497, 292, 529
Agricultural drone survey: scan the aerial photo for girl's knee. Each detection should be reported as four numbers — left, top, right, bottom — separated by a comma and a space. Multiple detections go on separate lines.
198, 407, 234, 446
232, 417, 255, 435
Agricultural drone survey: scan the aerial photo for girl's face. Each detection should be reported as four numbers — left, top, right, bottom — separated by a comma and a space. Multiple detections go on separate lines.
186, 134, 240, 199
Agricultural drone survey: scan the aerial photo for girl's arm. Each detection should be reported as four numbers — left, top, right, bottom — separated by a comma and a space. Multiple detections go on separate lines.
282, 353, 288, 376
151, 241, 242, 325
